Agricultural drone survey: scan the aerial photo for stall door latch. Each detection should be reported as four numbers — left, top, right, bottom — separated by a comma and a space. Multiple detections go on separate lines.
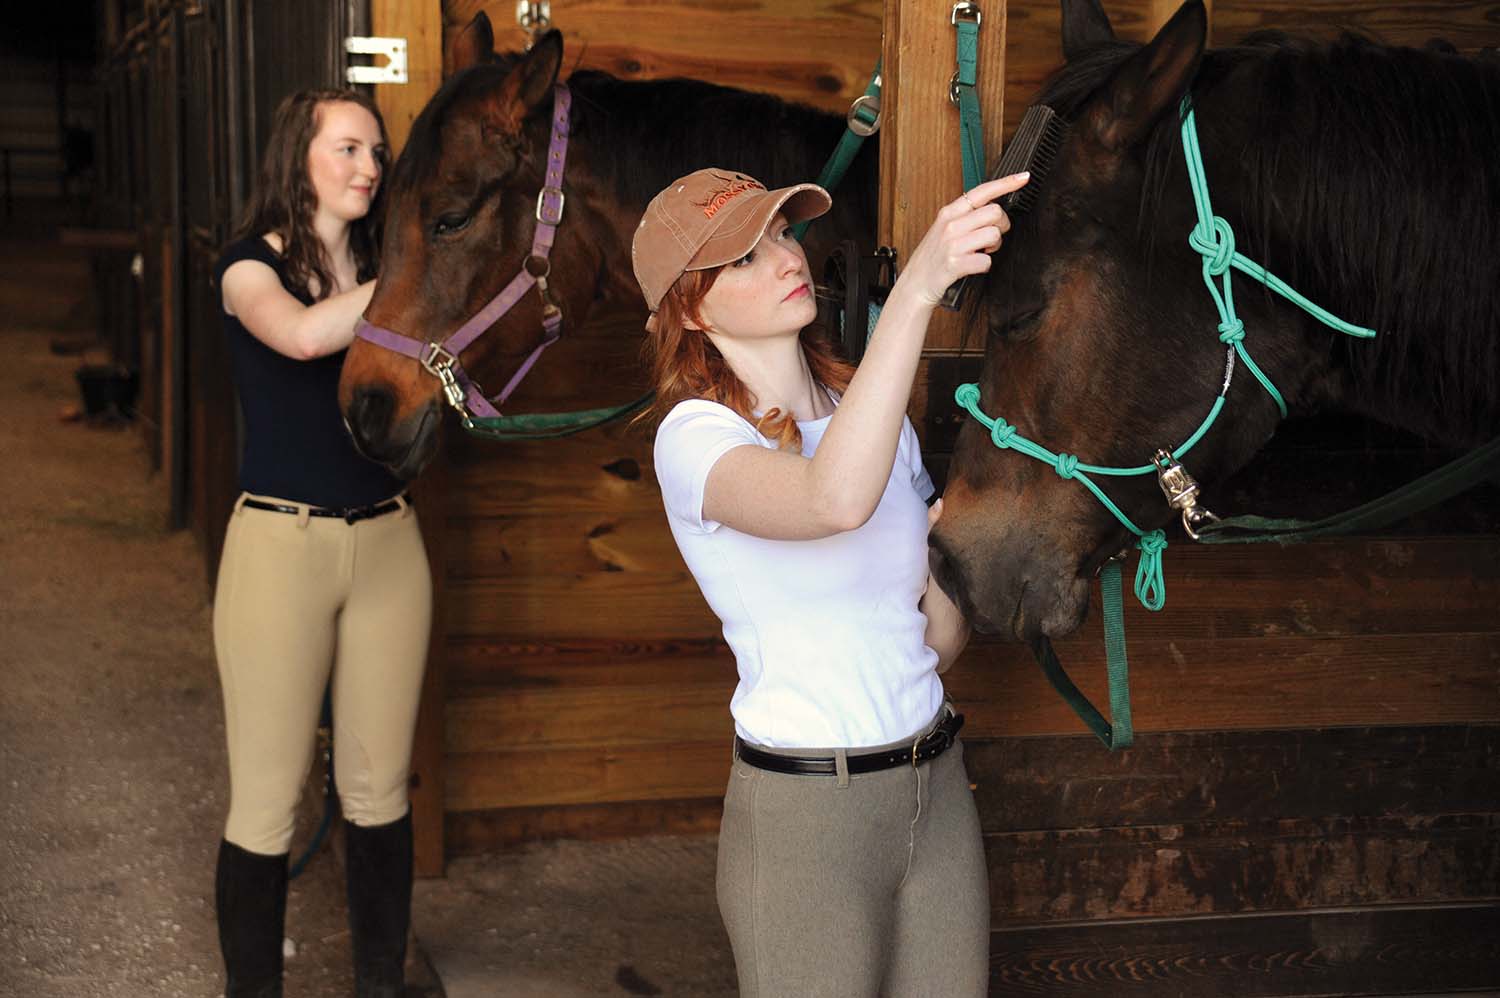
345, 36, 408, 85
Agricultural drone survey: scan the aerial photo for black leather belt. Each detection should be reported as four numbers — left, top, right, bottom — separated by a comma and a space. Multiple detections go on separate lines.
242, 495, 408, 524
734, 710, 964, 776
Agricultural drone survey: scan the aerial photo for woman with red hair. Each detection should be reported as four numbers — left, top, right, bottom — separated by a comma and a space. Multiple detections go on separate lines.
634, 166, 1028, 997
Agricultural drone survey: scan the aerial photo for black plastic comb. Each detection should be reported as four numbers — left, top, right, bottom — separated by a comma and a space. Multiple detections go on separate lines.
939, 104, 1068, 311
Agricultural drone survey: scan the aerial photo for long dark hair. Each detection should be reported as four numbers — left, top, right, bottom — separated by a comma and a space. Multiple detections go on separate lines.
230, 89, 389, 301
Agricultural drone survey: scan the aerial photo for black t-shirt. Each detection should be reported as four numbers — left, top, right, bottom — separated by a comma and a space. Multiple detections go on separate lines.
214, 236, 402, 508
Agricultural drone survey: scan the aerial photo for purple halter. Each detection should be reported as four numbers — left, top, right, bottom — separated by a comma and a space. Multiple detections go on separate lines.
354, 83, 573, 423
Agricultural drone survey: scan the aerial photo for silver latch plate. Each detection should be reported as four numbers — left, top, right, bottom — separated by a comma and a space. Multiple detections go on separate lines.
345, 36, 408, 85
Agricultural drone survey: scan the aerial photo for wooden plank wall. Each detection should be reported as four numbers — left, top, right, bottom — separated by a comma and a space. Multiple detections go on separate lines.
424, 1, 1500, 991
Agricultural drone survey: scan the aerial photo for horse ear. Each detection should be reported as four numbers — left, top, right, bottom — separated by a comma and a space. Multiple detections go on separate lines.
450, 11, 496, 73
510, 29, 564, 110
1060, 0, 1116, 60
479, 29, 564, 138
1084, 0, 1206, 151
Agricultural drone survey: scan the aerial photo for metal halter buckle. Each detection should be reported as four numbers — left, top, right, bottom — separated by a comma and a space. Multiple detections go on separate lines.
1153, 449, 1221, 540
847, 92, 881, 137
535, 186, 565, 226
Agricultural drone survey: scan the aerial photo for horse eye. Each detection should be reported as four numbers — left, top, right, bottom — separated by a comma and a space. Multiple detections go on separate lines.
433, 212, 471, 237
996, 308, 1042, 338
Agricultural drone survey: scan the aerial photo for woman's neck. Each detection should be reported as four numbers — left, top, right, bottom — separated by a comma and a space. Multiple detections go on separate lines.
311, 209, 355, 277
707, 331, 833, 421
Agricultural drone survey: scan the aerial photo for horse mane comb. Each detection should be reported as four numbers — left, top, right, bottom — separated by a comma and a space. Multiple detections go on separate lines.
994, 104, 1068, 216
939, 104, 1069, 310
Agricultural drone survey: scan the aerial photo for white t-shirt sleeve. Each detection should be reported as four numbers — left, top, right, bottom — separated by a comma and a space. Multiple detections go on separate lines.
653, 400, 765, 533
900, 416, 936, 502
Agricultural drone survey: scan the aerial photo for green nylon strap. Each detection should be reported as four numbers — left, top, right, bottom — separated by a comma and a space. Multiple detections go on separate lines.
791, 62, 882, 241
1031, 566, 1133, 748
953, 17, 985, 190
1197, 434, 1500, 545
462, 391, 653, 441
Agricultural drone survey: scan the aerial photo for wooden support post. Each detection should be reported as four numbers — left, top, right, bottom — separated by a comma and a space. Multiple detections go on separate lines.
370, 0, 444, 155
369, 0, 446, 876
879, 0, 1008, 350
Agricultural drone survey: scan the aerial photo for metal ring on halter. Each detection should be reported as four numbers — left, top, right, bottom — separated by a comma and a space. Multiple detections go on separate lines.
951, 1, 982, 26
524, 254, 551, 280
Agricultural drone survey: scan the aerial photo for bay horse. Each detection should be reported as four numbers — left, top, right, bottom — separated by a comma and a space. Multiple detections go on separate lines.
931, 0, 1500, 638
338, 15, 878, 478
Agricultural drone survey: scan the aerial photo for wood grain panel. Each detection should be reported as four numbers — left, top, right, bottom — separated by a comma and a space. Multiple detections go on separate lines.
445, 637, 732, 693
443, 512, 685, 578
445, 0, 883, 112
989, 903, 1500, 996
446, 683, 733, 752
445, 571, 720, 639
987, 812, 1500, 923
447, 797, 723, 852
445, 740, 731, 810
965, 725, 1500, 831
945, 630, 1500, 737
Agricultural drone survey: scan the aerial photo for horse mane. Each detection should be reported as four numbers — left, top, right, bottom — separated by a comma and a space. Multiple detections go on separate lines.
1037, 33, 1500, 439
388, 59, 874, 224
564, 71, 864, 209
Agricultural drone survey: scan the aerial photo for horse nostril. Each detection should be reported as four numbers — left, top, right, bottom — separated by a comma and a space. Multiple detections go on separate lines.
349, 386, 395, 449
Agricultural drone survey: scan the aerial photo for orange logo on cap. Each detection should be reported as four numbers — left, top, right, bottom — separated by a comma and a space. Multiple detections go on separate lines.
693, 172, 765, 219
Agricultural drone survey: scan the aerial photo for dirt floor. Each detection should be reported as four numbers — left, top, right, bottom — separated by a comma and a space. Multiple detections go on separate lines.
0, 234, 737, 998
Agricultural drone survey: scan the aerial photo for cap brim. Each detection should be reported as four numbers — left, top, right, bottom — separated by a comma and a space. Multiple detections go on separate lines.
685, 183, 832, 271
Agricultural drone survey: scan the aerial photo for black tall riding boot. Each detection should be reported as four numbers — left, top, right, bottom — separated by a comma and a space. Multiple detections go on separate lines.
215, 839, 288, 998
345, 810, 414, 998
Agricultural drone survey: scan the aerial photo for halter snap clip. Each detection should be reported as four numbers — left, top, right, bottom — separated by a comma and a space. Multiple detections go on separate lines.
1153, 449, 1220, 540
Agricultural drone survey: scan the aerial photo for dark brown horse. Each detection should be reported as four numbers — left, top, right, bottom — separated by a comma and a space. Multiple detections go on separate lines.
931, 0, 1500, 638
338, 16, 878, 478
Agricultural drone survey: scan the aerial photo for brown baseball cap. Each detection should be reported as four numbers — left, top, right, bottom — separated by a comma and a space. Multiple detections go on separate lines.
631, 168, 831, 320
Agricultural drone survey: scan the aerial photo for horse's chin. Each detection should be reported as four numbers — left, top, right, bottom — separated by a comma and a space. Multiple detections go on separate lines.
387, 405, 442, 480
930, 544, 1091, 641
346, 402, 442, 481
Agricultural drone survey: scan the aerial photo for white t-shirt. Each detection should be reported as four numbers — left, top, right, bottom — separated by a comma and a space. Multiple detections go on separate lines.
653, 397, 944, 748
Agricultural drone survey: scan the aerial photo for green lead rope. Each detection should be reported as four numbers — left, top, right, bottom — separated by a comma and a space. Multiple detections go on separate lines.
463, 394, 652, 441
953, 96, 1379, 749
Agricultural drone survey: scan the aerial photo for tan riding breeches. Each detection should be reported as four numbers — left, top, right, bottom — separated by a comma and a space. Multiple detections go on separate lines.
212, 493, 432, 855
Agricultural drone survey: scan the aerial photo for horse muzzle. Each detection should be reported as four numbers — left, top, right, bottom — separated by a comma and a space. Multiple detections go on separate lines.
929, 522, 1092, 641
344, 386, 442, 479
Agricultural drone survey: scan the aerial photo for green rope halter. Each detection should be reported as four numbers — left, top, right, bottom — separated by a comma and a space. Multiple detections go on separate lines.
952, 96, 1377, 748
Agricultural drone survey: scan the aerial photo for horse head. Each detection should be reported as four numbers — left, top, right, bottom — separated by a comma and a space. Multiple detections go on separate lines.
931, 0, 1347, 638
339, 17, 633, 477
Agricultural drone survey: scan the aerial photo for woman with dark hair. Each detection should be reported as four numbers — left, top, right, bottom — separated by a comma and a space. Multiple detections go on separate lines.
634, 166, 1027, 997
211, 88, 431, 998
